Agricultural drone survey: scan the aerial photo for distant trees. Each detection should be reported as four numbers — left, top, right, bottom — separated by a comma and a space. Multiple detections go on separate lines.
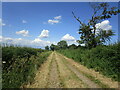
49, 40, 68, 51
47, 40, 86, 51
68, 44, 77, 49
45, 46, 49, 50
57, 40, 68, 49
50, 44, 55, 51
72, 2, 120, 48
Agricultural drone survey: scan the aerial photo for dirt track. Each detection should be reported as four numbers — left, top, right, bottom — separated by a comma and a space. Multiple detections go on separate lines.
26, 52, 118, 88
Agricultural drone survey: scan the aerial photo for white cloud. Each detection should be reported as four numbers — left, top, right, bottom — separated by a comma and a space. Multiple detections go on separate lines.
2, 23, 6, 26
32, 38, 51, 47
16, 30, 29, 37
0, 18, 6, 26
0, 36, 51, 48
61, 34, 77, 45
54, 16, 62, 20
47, 15, 62, 24
0, 36, 2, 42
52, 41, 57, 45
33, 38, 42, 42
17, 38, 22, 40
48, 19, 59, 24
39, 29, 49, 38
91, 20, 112, 35
22, 20, 27, 23
95, 20, 112, 30
80, 43, 85, 46
61, 34, 76, 41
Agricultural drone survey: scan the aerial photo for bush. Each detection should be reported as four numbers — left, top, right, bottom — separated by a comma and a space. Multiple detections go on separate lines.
2, 45, 51, 88
58, 43, 120, 81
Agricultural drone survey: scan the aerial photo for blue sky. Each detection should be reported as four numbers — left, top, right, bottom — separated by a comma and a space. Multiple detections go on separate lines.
1, 2, 119, 48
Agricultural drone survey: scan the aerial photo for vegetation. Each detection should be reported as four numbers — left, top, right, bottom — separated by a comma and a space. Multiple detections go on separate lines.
55, 3, 120, 82
57, 40, 68, 49
45, 46, 49, 50
2, 44, 51, 88
2, 2, 119, 88
58, 43, 120, 82
49, 40, 68, 51
72, 2, 120, 48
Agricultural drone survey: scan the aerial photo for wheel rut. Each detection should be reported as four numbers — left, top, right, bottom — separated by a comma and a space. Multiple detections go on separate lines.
25, 52, 118, 88
57, 53, 100, 88
47, 52, 62, 88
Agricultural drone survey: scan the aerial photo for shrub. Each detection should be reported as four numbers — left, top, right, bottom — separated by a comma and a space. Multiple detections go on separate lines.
58, 43, 120, 81
2, 45, 51, 88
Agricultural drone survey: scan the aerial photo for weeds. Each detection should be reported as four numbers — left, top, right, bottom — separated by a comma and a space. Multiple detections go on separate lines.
2, 45, 51, 88
58, 43, 120, 82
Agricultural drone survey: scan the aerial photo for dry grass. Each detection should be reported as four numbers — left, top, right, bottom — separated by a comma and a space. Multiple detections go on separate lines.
26, 52, 53, 88
60, 53, 118, 88
55, 53, 86, 88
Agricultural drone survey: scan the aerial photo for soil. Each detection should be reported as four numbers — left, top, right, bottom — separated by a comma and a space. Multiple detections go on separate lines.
25, 51, 118, 88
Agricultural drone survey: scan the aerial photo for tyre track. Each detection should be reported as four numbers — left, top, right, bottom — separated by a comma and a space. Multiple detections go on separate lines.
47, 52, 62, 88
26, 52, 53, 88
55, 52, 87, 88
57, 52, 118, 88
25, 52, 118, 88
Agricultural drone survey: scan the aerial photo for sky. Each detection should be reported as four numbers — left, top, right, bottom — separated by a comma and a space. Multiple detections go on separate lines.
1, 2, 119, 48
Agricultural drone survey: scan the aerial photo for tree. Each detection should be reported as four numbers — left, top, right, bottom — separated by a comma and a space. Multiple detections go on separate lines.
45, 46, 49, 50
50, 44, 55, 51
54, 45, 59, 50
68, 44, 77, 49
57, 40, 68, 49
72, 2, 120, 48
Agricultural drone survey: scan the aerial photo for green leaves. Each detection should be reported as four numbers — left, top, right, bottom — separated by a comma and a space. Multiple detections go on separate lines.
45, 46, 49, 50
58, 43, 120, 81
2, 45, 51, 88
57, 40, 68, 49
73, 2, 119, 48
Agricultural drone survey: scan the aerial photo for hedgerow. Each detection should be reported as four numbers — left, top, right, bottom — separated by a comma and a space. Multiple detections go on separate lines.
2, 45, 51, 88
58, 43, 120, 81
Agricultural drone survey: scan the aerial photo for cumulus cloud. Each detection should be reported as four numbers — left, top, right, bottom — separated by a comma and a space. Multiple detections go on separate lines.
16, 30, 29, 37
91, 20, 112, 35
94, 20, 112, 34
0, 36, 51, 48
48, 19, 59, 24
47, 15, 62, 24
0, 36, 2, 42
0, 36, 21, 44
61, 34, 77, 45
54, 16, 62, 20
22, 20, 27, 23
39, 29, 49, 38
0, 18, 6, 26
61, 34, 76, 41
95, 20, 112, 30
32, 38, 42, 42
32, 38, 51, 47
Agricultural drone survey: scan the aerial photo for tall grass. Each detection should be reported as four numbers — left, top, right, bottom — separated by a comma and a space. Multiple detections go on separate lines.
58, 43, 120, 81
2, 45, 51, 88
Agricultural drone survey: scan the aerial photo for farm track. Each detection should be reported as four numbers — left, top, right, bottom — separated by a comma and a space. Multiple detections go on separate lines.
26, 51, 118, 88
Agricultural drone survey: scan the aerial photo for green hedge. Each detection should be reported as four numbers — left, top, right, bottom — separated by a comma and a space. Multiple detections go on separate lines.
2, 46, 51, 88
58, 43, 120, 81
